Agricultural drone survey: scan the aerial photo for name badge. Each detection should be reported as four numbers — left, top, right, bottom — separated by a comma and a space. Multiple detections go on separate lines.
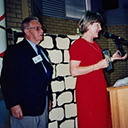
32, 55, 43, 64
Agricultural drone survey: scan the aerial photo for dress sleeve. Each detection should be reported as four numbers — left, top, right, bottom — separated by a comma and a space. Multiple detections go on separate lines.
69, 39, 84, 61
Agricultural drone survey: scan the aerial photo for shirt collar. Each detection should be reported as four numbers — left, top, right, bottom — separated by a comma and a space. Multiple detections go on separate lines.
25, 38, 37, 53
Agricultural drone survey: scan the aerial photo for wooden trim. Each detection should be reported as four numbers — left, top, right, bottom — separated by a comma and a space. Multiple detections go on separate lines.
107, 85, 128, 92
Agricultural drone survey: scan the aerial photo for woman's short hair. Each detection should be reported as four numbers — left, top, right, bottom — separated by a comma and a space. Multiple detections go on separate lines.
21, 16, 39, 34
79, 10, 103, 34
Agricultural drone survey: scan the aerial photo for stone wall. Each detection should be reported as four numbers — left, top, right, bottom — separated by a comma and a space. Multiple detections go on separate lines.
39, 34, 79, 128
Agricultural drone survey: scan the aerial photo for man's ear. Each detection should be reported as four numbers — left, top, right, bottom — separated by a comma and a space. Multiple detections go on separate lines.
24, 29, 29, 36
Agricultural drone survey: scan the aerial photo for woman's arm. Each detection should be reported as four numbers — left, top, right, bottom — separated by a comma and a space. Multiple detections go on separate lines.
111, 50, 127, 62
70, 56, 109, 77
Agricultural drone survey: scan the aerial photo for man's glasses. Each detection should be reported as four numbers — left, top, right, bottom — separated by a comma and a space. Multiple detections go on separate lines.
27, 26, 44, 31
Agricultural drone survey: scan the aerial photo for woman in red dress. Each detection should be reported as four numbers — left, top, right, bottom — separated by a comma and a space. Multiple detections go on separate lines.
69, 10, 127, 128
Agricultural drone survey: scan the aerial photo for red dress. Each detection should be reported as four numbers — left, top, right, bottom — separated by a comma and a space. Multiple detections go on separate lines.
69, 38, 112, 128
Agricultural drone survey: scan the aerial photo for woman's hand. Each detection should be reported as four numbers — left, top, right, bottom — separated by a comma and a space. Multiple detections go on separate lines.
111, 50, 127, 62
95, 55, 109, 70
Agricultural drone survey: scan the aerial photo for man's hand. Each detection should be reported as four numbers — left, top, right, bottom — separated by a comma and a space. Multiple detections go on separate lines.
49, 100, 52, 111
11, 105, 23, 120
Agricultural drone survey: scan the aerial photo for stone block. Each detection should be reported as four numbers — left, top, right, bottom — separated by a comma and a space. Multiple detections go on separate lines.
65, 103, 77, 118
48, 121, 58, 128
52, 65, 56, 79
40, 36, 54, 49
64, 50, 69, 63
49, 107, 64, 121
56, 37, 70, 50
51, 81, 65, 92
60, 120, 74, 128
57, 91, 72, 106
52, 93, 56, 108
47, 50, 62, 63
74, 90, 76, 102
67, 35, 80, 40
75, 117, 78, 128
17, 37, 23, 43
56, 64, 70, 76
65, 76, 76, 90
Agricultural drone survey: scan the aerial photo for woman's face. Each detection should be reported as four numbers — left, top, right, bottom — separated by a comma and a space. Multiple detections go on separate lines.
87, 22, 102, 38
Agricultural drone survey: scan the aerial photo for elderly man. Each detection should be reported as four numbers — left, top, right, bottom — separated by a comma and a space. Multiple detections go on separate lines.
1, 16, 53, 128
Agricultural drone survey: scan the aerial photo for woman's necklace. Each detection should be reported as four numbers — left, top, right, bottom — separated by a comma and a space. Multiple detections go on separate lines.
87, 41, 100, 52
81, 37, 100, 52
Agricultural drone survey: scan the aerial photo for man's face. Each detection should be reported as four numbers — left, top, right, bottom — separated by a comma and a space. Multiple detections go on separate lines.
25, 20, 44, 44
